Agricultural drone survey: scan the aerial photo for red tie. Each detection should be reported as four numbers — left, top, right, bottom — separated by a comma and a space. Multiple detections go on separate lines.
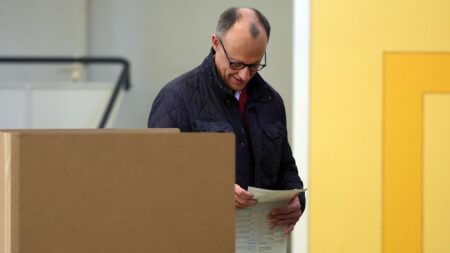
239, 88, 248, 115
239, 88, 253, 156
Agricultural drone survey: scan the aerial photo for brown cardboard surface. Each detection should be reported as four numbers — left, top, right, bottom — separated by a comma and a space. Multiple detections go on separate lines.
0, 129, 235, 253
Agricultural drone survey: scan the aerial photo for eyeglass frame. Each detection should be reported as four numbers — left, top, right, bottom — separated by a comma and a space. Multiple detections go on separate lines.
217, 37, 267, 72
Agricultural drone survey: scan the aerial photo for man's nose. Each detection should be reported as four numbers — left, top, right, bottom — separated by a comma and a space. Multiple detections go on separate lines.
238, 67, 251, 81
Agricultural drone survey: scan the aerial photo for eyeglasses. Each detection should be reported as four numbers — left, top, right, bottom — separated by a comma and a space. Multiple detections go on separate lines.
218, 38, 266, 72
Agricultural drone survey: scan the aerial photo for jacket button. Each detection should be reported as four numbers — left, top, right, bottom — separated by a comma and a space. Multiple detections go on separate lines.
226, 100, 231, 104
268, 96, 272, 100
240, 141, 245, 146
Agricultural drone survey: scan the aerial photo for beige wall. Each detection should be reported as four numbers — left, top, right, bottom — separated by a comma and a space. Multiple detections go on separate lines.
0, 1, 294, 129
0, 0, 87, 81
0, 0, 88, 128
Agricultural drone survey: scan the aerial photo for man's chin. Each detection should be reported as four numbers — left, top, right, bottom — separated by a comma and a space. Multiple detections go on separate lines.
228, 81, 247, 92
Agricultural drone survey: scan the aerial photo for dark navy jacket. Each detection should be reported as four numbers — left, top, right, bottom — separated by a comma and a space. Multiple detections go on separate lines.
148, 49, 305, 212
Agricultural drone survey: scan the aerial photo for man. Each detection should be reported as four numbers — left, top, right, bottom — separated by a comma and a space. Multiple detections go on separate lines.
148, 7, 305, 234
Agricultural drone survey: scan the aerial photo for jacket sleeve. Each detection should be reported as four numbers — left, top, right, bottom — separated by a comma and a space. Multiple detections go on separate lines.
275, 95, 306, 213
278, 137, 306, 213
147, 88, 189, 130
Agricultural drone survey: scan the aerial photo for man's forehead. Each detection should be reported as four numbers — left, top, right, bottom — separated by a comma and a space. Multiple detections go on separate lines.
222, 21, 267, 43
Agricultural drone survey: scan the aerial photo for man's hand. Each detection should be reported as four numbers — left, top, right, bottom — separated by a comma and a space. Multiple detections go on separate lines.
268, 194, 302, 235
234, 184, 257, 209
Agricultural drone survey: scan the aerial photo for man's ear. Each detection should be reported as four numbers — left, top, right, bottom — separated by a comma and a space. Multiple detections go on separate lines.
211, 34, 220, 51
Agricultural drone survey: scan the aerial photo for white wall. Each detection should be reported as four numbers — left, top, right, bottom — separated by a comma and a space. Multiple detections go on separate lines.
0, 0, 87, 56
292, 0, 311, 252
0, 82, 113, 129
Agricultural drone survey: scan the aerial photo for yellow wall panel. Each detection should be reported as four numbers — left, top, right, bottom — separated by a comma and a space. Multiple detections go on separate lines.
383, 54, 450, 253
310, 0, 450, 252
423, 94, 450, 253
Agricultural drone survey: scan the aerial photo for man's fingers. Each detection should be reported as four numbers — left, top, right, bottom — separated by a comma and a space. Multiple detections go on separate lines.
270, 206, 301, 216
271, 197, 301, 215
284, 224, 295, 235
289, 193, 300, 203
269, 215, 299, 223
235, 195, 257, 207
268, 209, 302, 228
269, 206, 302, 220
234, 193, 256, 202
265, 194, 302, 233
270, 207, 293, 215
234, 184, 257, 208
234, 184, 255, 199
269, 211, 300, 222
270, 218, 299, 226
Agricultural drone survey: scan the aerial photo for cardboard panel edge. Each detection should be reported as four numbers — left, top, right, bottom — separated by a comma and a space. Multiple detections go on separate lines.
0, 133, 5, 253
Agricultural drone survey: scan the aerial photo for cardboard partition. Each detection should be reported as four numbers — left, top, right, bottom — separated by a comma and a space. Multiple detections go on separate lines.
0, 129, 235, 253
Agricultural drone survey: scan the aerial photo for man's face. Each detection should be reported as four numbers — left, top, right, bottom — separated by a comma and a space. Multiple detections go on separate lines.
212, 23, 267, 92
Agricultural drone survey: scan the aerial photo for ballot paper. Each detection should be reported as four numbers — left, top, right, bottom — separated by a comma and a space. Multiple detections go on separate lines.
236, 187, 307, 253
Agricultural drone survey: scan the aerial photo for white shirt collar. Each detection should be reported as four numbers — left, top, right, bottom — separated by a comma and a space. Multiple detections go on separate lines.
234, 91, 241, 101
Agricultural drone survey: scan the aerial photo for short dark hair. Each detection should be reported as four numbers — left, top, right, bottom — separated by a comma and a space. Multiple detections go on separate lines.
216, 7, 271, 41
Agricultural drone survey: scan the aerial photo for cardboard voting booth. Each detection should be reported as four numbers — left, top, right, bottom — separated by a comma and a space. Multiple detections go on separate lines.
0, 129, 235, 253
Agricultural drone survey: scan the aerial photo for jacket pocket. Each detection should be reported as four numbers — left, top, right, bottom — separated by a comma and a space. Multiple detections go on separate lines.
260, 122, 285, 185
194, 120, 234, 132
262, 121, 285, 140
